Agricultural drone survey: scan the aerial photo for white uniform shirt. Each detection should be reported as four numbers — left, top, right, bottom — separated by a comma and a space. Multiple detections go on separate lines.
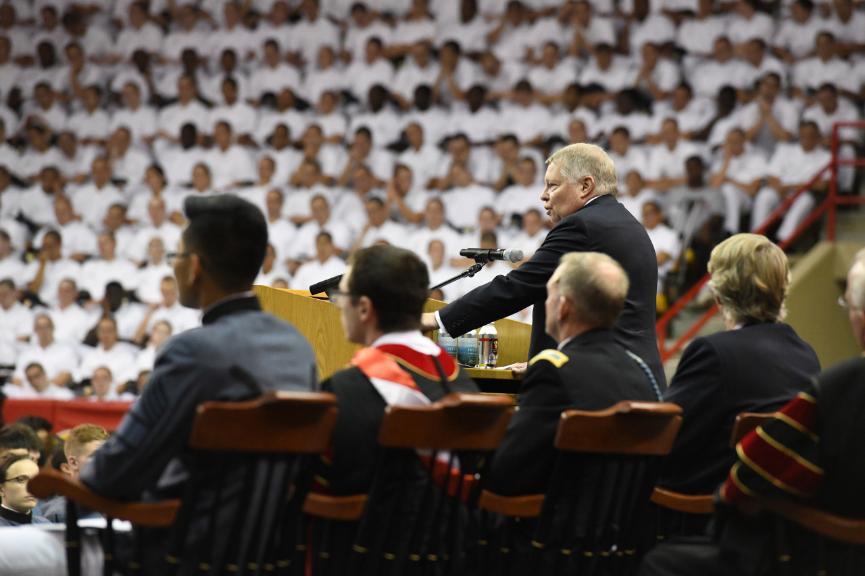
13, 341, 78, 383
70, 183, 126, 229
49, 303, 93, 345
291, 255, 346, 291
442, 185, 496, 230
78, 257, 140, 300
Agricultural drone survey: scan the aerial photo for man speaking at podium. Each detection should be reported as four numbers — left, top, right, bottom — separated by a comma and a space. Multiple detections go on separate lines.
421, 143, 664, 386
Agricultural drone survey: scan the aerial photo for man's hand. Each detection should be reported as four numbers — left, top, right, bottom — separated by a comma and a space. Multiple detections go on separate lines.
420, 312, 440, 332
505, 362, 528, 375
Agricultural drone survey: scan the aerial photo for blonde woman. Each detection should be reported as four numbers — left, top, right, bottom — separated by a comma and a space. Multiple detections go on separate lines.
658, 233, 820, 496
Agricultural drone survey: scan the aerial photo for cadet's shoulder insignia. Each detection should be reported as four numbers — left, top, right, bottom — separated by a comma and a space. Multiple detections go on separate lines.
528, 349, 569, 368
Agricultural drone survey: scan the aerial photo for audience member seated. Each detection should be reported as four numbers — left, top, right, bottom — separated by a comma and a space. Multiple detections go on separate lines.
290, 195, 351, 264
751, 121, 830, 242
48, 278, 91, 345
255, 243, 292, 288
262, 189, 296, 260
38, 424, 108, 522
12, 314, 77, 389
317, 245, 478, 494
85, 365, 133, 402
488, 251, 660, 496
642, 201, 681, 293
738, 73, 798, 157
0, 425, 41, 463
133, 275, 198, 345
0, 278, 32, 368
640, 251, 865, 576
660, 234, 820, 494
709, 128, 767, 236
68, 156, 125, 230
2, 362, 73, 400
135, 237, 173, 306
423, 239, 459, 302
129, 197, 182, 265
33, 195, 97, 262
665, 156, 724, 241
510, 208, 547, 261
127, 164, 181, 225
134, 319, 172, 378
76, 316, 137, 385
0, 454, 47, 526
352, 196, 408, 251
291, 231, 346, 292
79, 232, 138, 301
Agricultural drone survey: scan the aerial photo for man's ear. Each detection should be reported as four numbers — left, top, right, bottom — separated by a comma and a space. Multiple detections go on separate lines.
357, 295, 373, 323
557, 295, 571, 324
187, 252, 204, 285
579, 175, 596, 199
60, 462, 72, 477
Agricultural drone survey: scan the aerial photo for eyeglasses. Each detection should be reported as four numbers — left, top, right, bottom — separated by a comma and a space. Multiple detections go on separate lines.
166, 251, 190, 266
327, 289, 351, 304
3, 475, 33, 485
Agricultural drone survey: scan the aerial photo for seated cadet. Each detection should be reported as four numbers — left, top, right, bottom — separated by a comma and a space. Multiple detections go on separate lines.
487, 252, 660, 496
319, 245, 478, 495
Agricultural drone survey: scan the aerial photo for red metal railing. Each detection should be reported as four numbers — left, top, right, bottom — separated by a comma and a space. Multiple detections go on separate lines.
656, 121, 865, 363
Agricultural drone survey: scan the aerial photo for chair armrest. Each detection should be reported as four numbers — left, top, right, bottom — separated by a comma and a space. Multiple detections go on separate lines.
29, 469, 179, 527
303, 492, 367, 521
764, 499, 865, 545
477, 490, 544, 518
650, 487, 714, 515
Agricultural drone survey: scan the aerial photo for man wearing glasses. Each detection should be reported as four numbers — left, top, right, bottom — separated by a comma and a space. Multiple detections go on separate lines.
317, 245, 478, 495
80, 194, 318, 565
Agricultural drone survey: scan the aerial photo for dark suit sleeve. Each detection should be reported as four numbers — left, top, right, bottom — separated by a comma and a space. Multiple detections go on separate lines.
81, 337, 213, 500
661, 338, 724, 478
487, 359, 572, 495
439, 217, 588, 336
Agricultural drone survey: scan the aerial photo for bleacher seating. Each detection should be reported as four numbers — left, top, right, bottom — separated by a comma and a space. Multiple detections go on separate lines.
0, 0, 862, 400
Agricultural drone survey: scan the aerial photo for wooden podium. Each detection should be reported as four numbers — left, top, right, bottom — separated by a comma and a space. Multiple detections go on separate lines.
254, 285, 531, 390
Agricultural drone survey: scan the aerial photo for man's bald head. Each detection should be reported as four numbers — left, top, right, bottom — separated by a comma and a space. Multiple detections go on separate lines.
554, 251, 629, 329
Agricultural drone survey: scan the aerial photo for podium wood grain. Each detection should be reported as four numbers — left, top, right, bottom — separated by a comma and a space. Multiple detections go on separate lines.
255, 285, 531, 381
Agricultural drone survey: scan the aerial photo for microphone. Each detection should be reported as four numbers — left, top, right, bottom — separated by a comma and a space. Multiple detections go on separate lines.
459, 248, 524, 263
309, 274, 343, 297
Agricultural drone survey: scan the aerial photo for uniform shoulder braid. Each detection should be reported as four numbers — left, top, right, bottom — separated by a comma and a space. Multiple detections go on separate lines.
528, 349, 570, 369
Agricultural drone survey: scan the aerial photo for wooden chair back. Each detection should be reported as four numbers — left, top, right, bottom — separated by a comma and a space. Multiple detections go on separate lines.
480, 401, 682, 576
651, 411, 774, 541
313, 393, 514, 576
189, 391, 338, 453
377, 393, 514, 450
161, 391, 337, 576
729, 412, 773, 448
554, 401, 682, 455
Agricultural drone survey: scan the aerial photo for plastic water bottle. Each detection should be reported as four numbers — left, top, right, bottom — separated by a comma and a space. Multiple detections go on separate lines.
437, 330, 458, 359
457, 329, 479, 367
477, 324, 499, 368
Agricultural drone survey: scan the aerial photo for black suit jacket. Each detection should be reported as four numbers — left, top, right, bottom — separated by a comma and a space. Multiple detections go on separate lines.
487, 329, 659, 496
437, 194, 664, 386
660, 322, 820, 494
813, 357, 865, 517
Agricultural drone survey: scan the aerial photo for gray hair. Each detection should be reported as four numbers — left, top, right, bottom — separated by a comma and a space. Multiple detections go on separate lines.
555, 251, 629, 329
546, 143, 618, 196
